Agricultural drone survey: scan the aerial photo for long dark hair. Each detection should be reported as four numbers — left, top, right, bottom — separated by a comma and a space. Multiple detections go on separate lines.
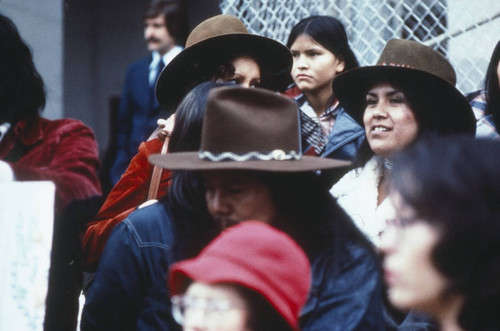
484, 40, 500, 129
390, 136, 500, 331
254, 171, 373, 259
0, 14, 45, 125
164, 81, 223, 258
286, 15, 359, 72
353, 73, 448, 168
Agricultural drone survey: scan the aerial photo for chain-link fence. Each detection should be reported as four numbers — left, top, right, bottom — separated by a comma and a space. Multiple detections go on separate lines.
220, 0, 500, 94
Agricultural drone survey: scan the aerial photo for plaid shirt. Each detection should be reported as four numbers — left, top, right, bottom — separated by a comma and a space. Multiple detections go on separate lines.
296, 94, 340, 155
467, 90, 500, 139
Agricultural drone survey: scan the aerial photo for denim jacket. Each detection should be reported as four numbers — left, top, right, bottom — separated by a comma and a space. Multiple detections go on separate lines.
81, 202, 180, 330
321, 107, 365, 160
296, 94, 365, 161
81, 202, 385, 330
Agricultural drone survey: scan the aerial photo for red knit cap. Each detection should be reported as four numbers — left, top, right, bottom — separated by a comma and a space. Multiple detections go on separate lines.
169, 221, 311, 330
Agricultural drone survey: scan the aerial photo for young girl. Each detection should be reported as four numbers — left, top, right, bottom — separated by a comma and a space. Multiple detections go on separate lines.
286, 16, 364, 161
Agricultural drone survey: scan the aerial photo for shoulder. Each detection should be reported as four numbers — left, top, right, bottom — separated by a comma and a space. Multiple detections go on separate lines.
330, 168, 360, 197
119, 201, 176, 249
301, 238, 384, 330
466, 89, 485, 103
127, 55, 151, 72
337, 238, 378, 273
314, 238, 378, 275
331, 156, 381, 196
47, 117, 92, 130
39, 117, 96, 140
467, 90, 487, 114
336, 107, 363, 128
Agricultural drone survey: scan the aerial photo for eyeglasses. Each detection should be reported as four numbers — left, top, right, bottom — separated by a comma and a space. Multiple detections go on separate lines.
171, 294, 245, 326
386, 215, 418, 229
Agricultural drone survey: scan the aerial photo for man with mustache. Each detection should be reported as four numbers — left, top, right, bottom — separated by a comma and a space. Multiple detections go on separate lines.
109, 0, 188, 185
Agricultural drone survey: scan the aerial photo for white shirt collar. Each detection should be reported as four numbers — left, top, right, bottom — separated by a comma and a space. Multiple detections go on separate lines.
149, 46, 183, 85
150, 46, 183, 69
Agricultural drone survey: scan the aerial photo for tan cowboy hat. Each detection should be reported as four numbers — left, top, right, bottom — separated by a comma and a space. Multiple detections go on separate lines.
149, 86, 349, 172
332, 39, 476, 135
155, 15, 293, 110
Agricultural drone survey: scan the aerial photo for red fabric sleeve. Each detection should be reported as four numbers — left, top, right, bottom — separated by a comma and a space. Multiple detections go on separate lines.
82, 138, 172, 271
8, 120, 101, 213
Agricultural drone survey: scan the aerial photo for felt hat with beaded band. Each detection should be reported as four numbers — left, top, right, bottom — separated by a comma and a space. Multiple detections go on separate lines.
332, 39, 476, 136
155, 14, 293, 110
149, 86, 350, 172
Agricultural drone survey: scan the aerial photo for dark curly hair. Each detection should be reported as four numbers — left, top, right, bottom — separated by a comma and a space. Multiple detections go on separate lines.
0, 14, 45, 125
390, 136, 500, 331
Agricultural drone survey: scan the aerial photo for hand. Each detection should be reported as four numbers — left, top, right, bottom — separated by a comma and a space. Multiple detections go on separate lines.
156, 114, 175, 142
147, 114, 176, 142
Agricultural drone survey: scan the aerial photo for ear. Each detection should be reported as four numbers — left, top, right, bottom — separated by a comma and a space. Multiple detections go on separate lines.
336, 58, 345, 74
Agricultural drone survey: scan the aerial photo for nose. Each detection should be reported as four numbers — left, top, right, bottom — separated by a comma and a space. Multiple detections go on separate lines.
367, 102, 388, 120
206, 190, 230, 217
239, 80, 251, 88
295, 54, 308, 69
144, 25, 154, 39
379, 223, 398, 254
183, 308, 207, 331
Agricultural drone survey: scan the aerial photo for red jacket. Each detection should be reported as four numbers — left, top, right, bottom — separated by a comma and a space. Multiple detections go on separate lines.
82, 138, 172, 271
0, 115, 101, 214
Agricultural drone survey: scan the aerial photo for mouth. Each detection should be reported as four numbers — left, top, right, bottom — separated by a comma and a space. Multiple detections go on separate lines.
383, 259, 400, 286
295, 74, 311, 81
371, 125, 391, 133
383, 267, 397, 286
216, 218, 240, 230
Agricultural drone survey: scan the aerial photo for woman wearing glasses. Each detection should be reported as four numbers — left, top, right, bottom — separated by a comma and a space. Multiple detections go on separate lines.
380, 136, 500, 331
168, 221, 311, 331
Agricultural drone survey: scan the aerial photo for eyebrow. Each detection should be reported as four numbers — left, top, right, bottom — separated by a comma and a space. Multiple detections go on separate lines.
232, 72, 261, 80
366, 89, 404, 98
291, 46, 323, 52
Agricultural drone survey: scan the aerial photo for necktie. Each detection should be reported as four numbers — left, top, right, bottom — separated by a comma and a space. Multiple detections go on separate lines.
151, 59, 165, 108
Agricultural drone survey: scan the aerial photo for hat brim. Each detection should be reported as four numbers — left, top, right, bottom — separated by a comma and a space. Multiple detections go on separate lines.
156, 33, 293, 110
170, 255, 270, 296
332, 66, 476, 136
149, 152, 350, 172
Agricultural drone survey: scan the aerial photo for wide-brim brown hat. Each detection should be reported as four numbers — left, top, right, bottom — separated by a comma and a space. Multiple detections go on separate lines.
149, 86, 349, 172
155, 15, 293, 110
332, 39, 476, 135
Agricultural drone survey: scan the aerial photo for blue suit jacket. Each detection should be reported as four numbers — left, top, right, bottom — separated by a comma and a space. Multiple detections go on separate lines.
110, 55, 166, 185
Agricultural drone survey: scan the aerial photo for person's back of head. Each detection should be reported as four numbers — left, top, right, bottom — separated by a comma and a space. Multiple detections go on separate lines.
0, 14, 45, 125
